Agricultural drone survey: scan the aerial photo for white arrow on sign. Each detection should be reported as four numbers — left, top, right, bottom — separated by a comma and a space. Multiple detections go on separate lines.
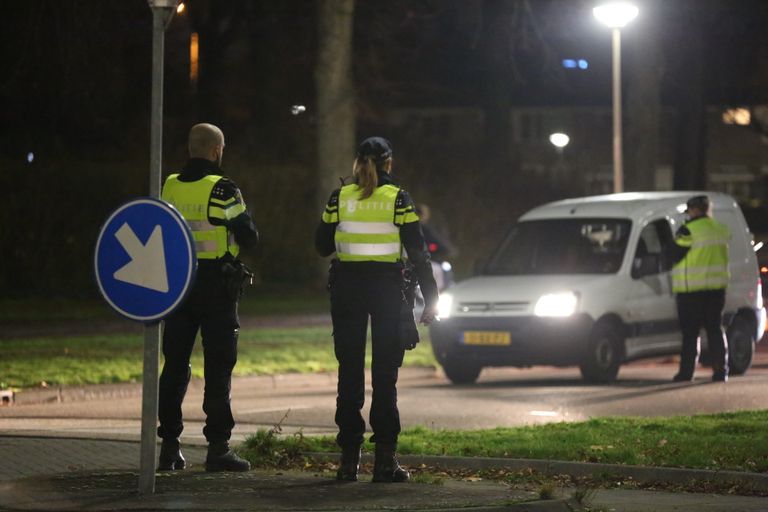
113, 222, 169, 293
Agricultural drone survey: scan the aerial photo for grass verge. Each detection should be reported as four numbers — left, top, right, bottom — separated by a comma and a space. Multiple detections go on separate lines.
0, 326, 435, 389
238, 410, 768, 474
0, 288, 328, 324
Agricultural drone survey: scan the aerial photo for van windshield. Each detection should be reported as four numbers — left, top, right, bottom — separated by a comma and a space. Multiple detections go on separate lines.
485, 218, 632, 275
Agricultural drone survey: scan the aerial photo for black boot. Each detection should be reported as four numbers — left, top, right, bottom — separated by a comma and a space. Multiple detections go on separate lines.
712, 360, 729, 382
205, 441, 251, 472
336, 445, 361, 482
157, 438, 186, 471
673, 363, 695, 382
372, 442, 410, 483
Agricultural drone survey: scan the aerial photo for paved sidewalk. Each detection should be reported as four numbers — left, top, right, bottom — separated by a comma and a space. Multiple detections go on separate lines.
1, 436, 768, 511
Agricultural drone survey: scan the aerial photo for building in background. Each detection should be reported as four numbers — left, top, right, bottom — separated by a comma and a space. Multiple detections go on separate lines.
386, 103, 768, 203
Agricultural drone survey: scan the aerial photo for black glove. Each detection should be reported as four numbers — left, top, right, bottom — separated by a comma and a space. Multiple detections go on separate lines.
399, 299, 420, 350
327, 259, 340, 292
399, 265, 420, 350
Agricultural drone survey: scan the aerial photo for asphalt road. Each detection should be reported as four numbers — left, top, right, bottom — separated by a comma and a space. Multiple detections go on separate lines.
2, 346, 768, 443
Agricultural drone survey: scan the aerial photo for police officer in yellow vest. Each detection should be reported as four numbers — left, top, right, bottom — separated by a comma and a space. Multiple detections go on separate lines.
157, 123, 258, 471
315, 137, 439, 483
671, 195, 730, 382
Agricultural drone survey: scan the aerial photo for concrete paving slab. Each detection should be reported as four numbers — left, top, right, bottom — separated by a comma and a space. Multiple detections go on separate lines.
1, 436, 768, 512
0, 468, 551, 512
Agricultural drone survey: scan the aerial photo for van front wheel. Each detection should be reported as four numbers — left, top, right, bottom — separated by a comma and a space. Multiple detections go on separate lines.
727, 315, 755, 375
441, 359, 482, 385
580, 323, 623, 383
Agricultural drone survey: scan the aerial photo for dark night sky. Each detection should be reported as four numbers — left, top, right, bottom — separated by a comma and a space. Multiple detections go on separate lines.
1, 0, 766, 156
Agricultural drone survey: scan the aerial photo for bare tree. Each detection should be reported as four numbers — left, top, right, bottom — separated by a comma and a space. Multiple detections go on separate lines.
187, 0, 247, 121
624, 0, 663, 191
670, 1, 717, 191
316, 0, 356, 209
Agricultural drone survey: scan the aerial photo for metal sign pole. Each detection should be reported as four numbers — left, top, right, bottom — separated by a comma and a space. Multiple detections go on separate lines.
611, 27, 624, 194
138, 329, 161, 495
140, 2, 175, 495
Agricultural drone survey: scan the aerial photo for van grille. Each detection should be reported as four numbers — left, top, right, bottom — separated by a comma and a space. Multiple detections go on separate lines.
458, 301, 529, 313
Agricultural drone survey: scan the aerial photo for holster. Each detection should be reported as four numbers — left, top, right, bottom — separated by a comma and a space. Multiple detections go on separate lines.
221, 259, 253, 301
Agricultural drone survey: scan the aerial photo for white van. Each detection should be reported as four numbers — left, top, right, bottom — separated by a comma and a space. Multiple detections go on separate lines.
430, 192, 766, 384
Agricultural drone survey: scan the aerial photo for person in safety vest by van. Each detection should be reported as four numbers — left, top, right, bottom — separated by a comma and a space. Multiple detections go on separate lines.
315, 136, 439, 483
157, 123, 258, 472
670, 195, 730, 382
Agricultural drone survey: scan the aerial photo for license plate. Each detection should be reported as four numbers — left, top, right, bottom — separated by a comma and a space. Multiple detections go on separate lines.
462, 331, 511, 346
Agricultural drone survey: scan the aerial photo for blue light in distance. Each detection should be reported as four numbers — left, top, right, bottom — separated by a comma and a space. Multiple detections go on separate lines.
27, 152, 34, 163
562, 59, 577, 69
578, 59, 589, 69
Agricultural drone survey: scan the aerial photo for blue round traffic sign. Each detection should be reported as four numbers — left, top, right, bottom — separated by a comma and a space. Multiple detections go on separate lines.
94, 198, 197, 323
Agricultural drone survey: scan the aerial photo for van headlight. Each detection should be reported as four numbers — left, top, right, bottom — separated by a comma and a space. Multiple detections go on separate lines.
534, 292, 578, 317
437, 293, 453, 319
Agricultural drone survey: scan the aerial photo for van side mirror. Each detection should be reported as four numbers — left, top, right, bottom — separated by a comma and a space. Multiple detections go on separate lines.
632, 254, 660, 279
474, 257, 488, 276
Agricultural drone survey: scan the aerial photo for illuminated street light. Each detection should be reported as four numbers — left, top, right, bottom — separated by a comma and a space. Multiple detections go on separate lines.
549, 132, 570, 149
593, 2, 638, 193
593, 2, 638, 28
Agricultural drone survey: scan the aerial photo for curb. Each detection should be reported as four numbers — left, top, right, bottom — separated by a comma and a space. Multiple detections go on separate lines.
306, 452, 768, 493
11, 382, 146, 406
8, 367, 438, 406
413, 503, 574, 512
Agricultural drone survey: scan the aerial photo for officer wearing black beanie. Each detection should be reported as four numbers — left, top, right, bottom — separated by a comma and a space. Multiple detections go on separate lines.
315, 136, 439, 482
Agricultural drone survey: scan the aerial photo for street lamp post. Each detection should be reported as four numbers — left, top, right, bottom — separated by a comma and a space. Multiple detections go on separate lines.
593, 2, 638, 193
141, 0, 178, 496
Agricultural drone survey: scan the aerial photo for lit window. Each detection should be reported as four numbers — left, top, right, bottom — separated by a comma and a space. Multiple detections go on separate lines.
722, 108, 751, 126
190, 32, 199, 85
562, 59, 588, 70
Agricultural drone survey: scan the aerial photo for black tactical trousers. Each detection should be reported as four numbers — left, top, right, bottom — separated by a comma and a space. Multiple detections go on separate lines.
158, 273, 239, 444
330, 267, 406, 449
676, 289, 728, 378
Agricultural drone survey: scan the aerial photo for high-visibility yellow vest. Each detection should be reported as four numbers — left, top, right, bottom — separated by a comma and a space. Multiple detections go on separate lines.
671, 217, 730, 293
161, 174, 240, 259
322, 183, 418, 262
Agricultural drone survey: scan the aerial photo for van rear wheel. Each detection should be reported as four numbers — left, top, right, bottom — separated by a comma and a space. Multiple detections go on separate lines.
727, 315, 755, 375
441, 359, 481, 385
580, 322, 623, 383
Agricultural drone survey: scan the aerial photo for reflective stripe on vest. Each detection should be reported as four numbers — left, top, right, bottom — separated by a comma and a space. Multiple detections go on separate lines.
671, 217, 730, 293
161, 174, 239, 259
335, 184, 402, 262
